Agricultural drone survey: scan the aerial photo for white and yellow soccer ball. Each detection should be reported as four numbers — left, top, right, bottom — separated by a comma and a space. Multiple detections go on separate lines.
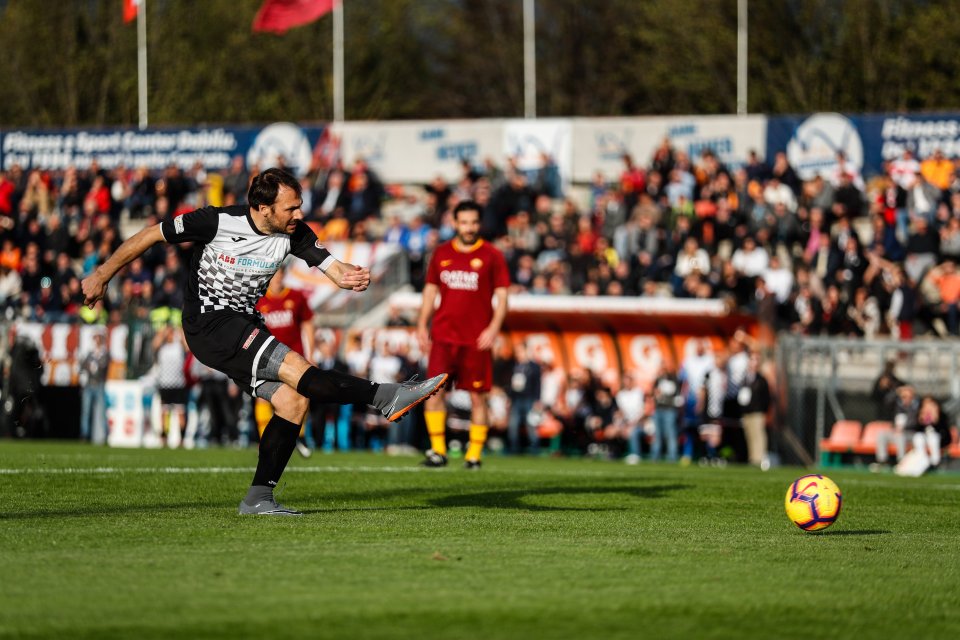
785, 474, 842, 532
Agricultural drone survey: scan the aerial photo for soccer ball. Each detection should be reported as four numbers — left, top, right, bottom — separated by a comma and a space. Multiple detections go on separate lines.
784, 474, 842, 532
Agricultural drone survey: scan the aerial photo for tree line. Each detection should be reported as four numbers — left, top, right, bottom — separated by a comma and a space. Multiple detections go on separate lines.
0, 0, 956, 128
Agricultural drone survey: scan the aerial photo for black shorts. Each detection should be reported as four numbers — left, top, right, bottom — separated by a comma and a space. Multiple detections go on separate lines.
183, 311, 291, 400
158, 387, 189, 406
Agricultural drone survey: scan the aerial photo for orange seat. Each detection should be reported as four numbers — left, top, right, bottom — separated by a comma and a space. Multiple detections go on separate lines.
948, 426, 960, 459
820, 420, 862, 453
853, 421, 894, 455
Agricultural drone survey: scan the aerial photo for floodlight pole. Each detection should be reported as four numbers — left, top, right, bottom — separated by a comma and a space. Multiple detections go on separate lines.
138, 0, 149, 129
523, 0, 536, 119
333, 0, 345, 122
737, 0, 747, 115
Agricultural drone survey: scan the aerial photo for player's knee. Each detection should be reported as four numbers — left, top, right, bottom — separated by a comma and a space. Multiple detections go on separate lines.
271, 386, 309, 421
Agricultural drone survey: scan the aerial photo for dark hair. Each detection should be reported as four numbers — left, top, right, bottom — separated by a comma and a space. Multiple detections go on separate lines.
247, 168, 302, 209
453, 199, 481, 219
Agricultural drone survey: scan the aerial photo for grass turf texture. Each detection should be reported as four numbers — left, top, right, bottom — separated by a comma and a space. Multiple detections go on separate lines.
1, 442, 958, 640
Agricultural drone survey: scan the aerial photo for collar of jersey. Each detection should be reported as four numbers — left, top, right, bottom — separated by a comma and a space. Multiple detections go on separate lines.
452, 238, 484, 253
245, 209, 270, 236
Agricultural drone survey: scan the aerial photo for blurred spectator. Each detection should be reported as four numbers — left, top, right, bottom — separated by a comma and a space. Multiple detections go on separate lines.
889, 149, 921, 190
152, 325, 188, 448
679, 340, 715, 463
620, 154, 646, 214
699, 351, 728, 464
907, 171, 940, 220
651, 362, 681, 462
316, 169, 349, 220
920, 149, 953, 191
913, 395, 951, 470
78, 332, 109, 444
926, 260, 960, 335
0, 171, 15, 219
506, 341, 542, 455
770, 151, 801, 195
1, 326, 45, 438
310, 338, 352, 453
222, 156, 249, 206
744, 149, 770, 183
874, 384, 920, 469
830, 151, 864, 191
191, 355, 239, 447
616, 371, 646, 464
20, 170, 54, 219
871, 359, 904, 421
739, 352, 771, 468
126, 166, 157, 217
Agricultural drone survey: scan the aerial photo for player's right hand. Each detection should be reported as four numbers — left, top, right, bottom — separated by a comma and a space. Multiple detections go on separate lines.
417, 325, 431, 353
81, 274, 106, 309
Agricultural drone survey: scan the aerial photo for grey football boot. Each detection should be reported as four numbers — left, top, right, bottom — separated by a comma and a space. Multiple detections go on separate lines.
375, 373, 449, 423
237, 497, 302, 516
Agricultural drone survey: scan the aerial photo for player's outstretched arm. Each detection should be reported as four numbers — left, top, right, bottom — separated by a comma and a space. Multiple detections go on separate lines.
324, 260, 371, 292
82, 224, 165, 308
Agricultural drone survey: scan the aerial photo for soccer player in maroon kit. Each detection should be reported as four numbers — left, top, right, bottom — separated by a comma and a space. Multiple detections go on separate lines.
417, 200, 510, 468
255, 265, 315, 457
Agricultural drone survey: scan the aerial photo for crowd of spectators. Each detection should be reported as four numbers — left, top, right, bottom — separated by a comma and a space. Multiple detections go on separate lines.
5, 140, 960, 340
42, 319, 772, 466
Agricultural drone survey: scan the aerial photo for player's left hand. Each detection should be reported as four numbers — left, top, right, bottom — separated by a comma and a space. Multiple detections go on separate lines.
476, 326, 497, 351
332, 263, 370, 291
81, 273, 107, 309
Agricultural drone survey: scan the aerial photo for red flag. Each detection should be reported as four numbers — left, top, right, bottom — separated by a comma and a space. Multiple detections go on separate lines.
123, 0, 139, 23
252, 0, 335, 34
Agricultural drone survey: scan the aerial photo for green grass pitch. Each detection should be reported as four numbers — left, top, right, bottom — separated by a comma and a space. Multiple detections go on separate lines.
1, 441, 958, 639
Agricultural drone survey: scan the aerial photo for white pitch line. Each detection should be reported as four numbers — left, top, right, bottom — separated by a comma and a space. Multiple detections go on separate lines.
0, 465, 619, 477
0, 466, 425, 475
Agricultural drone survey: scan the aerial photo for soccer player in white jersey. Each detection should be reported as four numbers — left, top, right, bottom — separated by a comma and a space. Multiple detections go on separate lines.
82, 168, 447, 516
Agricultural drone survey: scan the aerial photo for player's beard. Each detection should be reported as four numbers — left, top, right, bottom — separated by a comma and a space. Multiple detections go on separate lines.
457, 231, 477, 245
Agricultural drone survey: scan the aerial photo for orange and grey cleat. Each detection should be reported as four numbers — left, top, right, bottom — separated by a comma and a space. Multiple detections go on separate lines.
379, 373, 449, 423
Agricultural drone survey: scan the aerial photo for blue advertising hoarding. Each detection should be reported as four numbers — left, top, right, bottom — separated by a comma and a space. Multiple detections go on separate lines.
0, 122, 325, 176
767, 111, 960, 180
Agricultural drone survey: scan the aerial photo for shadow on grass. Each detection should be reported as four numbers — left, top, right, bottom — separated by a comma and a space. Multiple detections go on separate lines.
815, 529, 891, 536
428, 483, 692, 511
300, 505, 433, 515
1, 484, 691, 519
0, 501, 234, 520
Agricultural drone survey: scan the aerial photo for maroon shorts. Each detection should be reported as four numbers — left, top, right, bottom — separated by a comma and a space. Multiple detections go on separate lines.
427, 341, 492, 393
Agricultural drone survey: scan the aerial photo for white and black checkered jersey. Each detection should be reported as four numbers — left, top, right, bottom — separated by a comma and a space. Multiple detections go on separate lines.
159, 205, 334, 317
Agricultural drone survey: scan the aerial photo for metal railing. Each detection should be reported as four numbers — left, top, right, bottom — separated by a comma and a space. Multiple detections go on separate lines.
312, 249, 410, 328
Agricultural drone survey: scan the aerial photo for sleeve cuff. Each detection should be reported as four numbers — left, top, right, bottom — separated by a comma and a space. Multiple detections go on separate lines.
319, 256, 336, 272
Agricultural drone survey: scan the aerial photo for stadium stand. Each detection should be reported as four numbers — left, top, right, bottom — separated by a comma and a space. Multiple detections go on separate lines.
3, 138, 960, 469
854, 420, 895, 456
819, 419, 862, 465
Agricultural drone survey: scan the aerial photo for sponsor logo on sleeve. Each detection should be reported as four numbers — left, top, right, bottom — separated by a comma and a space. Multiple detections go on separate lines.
174, 216, 185, 234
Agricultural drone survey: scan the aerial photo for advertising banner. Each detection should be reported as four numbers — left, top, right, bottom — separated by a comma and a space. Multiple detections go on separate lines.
767, 111, 960, 180
0, 122, 325, 176
571, 115, 767, 183
105, 380, 145, 448
503, 118, 573, 192
331, 120, 503, 183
